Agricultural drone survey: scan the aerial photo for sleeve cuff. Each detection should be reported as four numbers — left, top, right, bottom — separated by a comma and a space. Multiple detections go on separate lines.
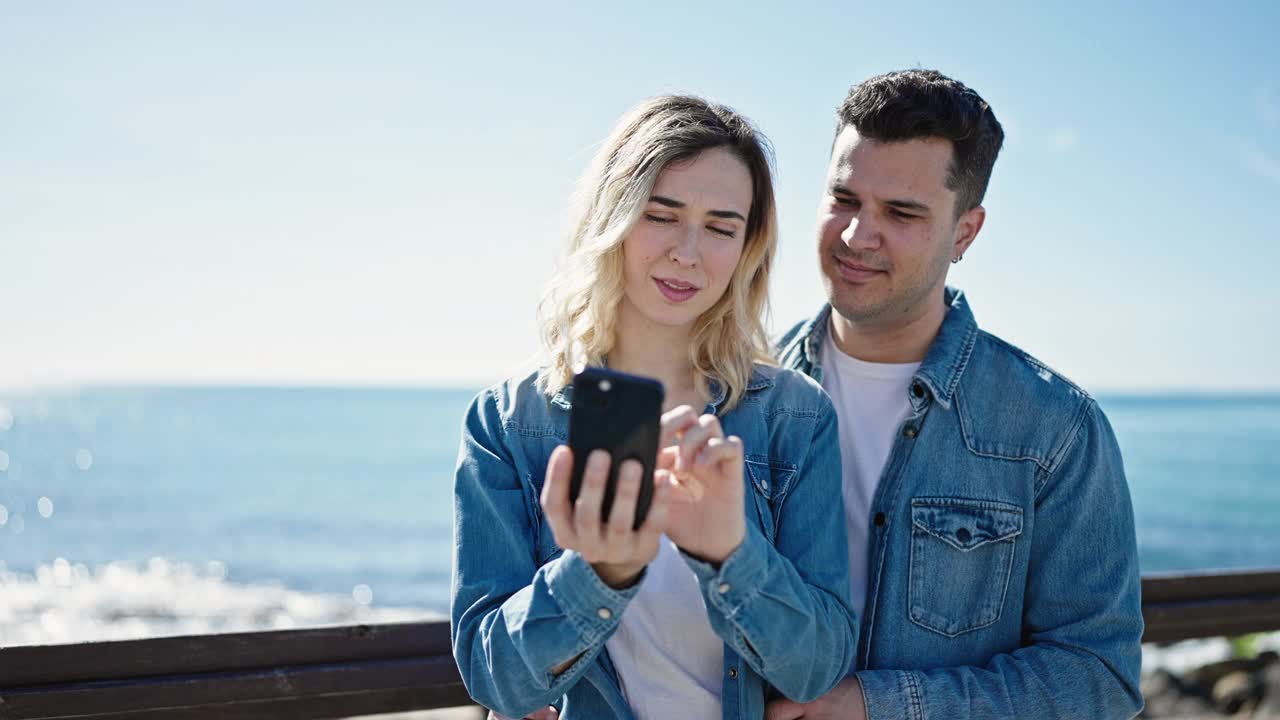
543, 549, 641, 644
857, 669, 924, 720
680, 523, 770, 618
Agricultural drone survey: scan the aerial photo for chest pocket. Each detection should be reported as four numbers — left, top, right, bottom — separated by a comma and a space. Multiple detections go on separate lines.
908, 497, 1023, 637
744, 458, 795, 543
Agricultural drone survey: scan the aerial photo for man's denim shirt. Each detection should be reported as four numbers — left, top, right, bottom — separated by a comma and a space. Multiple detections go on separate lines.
451, 364, 857, 719
776, 288, 1144, 720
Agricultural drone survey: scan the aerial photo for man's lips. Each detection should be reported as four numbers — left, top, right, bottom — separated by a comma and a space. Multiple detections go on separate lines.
833, 255, 886, 282
654, 277, 700, 302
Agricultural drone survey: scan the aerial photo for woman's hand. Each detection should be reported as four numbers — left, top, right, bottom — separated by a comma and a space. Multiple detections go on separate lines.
540, 445, 669, 589
657, 406, 746, 565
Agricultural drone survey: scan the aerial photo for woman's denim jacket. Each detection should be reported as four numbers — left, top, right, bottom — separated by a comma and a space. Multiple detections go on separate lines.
776, 288, 1145, 720
451, 365, 857, 719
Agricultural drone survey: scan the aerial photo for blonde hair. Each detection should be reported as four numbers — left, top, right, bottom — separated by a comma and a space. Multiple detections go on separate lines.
537, 95, 778, 412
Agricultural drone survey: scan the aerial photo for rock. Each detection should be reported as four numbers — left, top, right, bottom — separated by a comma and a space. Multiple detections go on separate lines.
1142, 669, 1185, 716
1140, 643, 1280, 717
1255, 662, 1280, 717
1191, 658, 1260, 689
1212, 670, 1259, 714
1168, 694, 1215, 718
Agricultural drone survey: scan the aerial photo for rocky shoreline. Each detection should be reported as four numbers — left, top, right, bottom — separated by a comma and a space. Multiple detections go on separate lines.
1143, 651, 1280, 718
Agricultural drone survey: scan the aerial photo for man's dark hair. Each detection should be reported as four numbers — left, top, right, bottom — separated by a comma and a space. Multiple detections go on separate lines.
837, 69, 1004, 215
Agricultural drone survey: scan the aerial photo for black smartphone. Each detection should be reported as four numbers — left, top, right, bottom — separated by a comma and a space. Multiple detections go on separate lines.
568, 366, 664, 530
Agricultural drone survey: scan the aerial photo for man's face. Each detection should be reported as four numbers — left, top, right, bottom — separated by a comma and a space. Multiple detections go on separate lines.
817, 126, 980, 328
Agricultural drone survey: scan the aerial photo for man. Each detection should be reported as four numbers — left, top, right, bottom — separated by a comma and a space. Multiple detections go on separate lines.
766, 69, 1144, 720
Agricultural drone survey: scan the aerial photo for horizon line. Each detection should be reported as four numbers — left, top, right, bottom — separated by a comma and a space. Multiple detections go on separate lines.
3, 380, 1280, 398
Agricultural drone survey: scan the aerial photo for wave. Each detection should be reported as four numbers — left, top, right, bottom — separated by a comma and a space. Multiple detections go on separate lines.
0, 557, 435, 647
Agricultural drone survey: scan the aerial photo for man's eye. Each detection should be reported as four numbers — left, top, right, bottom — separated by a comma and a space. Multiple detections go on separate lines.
890, 210, 918, 221
833, 196, 856, 207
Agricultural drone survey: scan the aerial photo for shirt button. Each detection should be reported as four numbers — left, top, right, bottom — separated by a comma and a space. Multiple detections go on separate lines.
874, 512, 886, 527
903, 426, 918, 438
728, 667, 738, 679
718, 582, 731, 594
956, 528, 971, 543
597, 607, 612, 620
911, 383, 925, 399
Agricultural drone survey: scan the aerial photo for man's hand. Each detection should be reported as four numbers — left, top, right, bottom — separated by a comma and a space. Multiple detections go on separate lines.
765, 676, 866, 720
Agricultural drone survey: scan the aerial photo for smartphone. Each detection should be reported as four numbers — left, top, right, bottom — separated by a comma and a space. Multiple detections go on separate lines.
568, 366, 665, 530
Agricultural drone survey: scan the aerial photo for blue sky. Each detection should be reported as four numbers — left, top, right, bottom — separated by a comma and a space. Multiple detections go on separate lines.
2, 1, 1277, 390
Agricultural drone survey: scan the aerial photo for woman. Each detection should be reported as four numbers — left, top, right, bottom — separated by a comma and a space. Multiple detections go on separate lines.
451, 95, 856, 720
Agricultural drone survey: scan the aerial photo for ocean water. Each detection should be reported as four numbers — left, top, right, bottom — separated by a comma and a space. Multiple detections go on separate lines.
0, 387, 1277, 648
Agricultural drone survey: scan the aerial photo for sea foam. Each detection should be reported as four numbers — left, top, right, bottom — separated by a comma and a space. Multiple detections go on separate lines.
0, 557, 433, 647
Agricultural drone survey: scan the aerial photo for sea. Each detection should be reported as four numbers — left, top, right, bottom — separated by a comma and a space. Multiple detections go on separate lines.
1, 387, 1277, 667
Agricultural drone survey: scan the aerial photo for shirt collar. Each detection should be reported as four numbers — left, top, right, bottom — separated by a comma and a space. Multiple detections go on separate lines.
801, 287, 977, 411
908, 287, 978, 411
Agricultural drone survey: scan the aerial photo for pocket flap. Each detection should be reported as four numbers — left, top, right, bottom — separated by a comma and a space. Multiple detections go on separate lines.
744, 457, 794, 499
911, 497, 1023, 551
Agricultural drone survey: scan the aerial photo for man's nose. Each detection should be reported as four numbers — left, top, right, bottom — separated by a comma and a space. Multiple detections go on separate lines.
840, 213, 879, 250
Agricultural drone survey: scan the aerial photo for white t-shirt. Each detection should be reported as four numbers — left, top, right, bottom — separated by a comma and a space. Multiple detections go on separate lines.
605, 535, 723, 719
820, 327, 920, 622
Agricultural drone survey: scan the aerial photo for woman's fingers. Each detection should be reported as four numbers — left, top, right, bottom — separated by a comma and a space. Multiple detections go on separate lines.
656, 445, 679, 472
678, 414, 723, 471
540, 445, 576, 548
634, 474, 670, 557
545, 442, 693, 569
639, 475, 671, 533
658, 467, 703, 504
605, 459, 642, 542
694, 435, 743, 471
659, 405, 700, 448
572, 449, 610, 553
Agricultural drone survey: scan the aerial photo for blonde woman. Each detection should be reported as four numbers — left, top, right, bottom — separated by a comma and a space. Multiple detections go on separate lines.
451, 96, 856, 720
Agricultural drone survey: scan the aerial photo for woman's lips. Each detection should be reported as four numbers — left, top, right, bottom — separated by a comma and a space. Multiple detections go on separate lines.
834, 256, 886, 282
654, 277, 699, 302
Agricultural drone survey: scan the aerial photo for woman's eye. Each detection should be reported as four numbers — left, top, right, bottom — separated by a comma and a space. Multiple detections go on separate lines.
645, 214, 675, 224
708, 226, 736, 238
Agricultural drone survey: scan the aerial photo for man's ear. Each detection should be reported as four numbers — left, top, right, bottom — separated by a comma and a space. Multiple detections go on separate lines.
952, 204, 985, 260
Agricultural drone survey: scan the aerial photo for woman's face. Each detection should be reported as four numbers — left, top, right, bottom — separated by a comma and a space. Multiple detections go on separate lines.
620, 146, 754, 338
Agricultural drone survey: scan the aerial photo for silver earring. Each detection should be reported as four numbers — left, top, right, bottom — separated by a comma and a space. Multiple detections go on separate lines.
951, 255, 963, 264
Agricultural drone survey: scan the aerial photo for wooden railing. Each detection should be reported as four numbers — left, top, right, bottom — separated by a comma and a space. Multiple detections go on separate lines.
2, 569, 1278, 719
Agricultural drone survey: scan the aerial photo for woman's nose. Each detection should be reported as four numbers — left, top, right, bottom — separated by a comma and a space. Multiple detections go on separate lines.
668, 226, 700, 266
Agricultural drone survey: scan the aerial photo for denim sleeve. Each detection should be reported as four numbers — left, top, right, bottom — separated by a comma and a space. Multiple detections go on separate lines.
857, 400, 1145, 720
450, 390, 640, 718
682, 401, 858, 702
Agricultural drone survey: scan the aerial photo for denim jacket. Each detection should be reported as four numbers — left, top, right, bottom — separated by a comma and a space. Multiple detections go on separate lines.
776, 288, 1144, 720
451, 364, 857, 719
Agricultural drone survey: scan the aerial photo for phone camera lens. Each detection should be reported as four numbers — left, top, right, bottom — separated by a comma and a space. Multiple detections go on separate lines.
598, 379, 612, 392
